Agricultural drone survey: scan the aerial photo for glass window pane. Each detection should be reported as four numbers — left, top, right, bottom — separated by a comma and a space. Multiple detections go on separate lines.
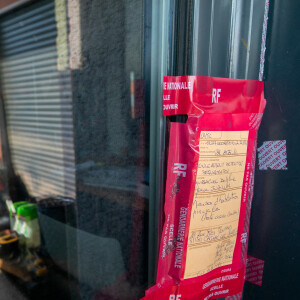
0, 0, 154, 299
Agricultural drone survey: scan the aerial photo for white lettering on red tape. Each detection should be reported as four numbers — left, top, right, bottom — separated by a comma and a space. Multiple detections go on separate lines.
173, 163, 187, 177
169, 295, 181, 300
212, 88, 221, 103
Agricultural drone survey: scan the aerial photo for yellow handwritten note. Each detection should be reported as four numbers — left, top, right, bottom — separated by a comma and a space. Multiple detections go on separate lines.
184, 131, 249, 279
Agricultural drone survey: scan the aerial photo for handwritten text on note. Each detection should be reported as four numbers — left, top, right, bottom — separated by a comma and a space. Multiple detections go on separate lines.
184, 131, 249, 279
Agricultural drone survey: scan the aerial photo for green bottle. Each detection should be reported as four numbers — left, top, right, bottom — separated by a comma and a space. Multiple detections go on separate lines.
9, 201, 28, 231
17, 204, 41, 249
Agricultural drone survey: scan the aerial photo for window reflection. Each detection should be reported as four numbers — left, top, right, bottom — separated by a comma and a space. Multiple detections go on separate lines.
0, 0, 150, 299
